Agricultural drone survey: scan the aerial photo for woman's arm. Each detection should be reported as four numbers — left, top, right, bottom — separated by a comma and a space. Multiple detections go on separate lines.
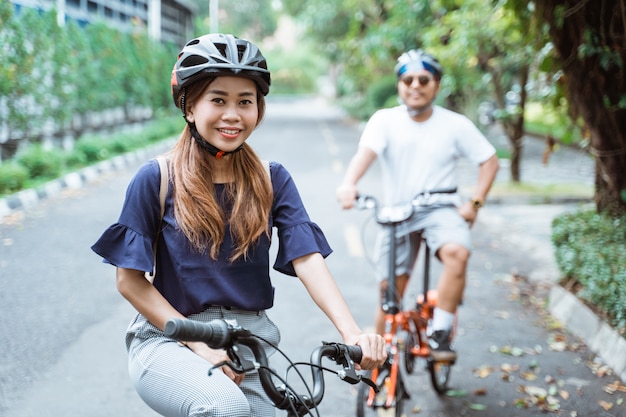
116, 267, 244, 384
292, 253, 386, 369
116, 267, 183, 329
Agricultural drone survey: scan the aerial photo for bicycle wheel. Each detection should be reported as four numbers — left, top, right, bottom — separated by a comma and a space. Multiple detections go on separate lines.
401, 330, 417, 375
356, 367, 405, 417
427, 358, 452, 395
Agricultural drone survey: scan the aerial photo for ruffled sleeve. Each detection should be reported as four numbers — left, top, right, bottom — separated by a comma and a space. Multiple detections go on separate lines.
91, 160, 163, 273
270, 163, 332, 276
91, 223, 155, 272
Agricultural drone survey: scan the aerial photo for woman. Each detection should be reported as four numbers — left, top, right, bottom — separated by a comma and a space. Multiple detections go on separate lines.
92, 33, 385, 417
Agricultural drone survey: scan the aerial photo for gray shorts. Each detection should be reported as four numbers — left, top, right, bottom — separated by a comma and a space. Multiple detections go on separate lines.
373, 205, 471, 281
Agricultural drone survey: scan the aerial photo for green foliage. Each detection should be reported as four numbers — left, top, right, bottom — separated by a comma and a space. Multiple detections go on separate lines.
552, 209, 626, 331
0, 115, 181, 197
16, 145, 64, 180
0, 162, 29, 194
263, 46, 325, 95
193, 0, 278, 41
367, 75, 398, 109
75, 135, 110, 163
0, 7, 176, 147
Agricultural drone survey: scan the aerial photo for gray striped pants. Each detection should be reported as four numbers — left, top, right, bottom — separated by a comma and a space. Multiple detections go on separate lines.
125, 306, 281, 417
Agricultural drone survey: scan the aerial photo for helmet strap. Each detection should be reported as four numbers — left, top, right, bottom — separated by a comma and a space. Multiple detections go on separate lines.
187, 121, 243, 160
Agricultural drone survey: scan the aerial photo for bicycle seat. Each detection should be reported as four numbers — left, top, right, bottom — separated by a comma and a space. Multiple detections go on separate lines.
377, 203, 414, 224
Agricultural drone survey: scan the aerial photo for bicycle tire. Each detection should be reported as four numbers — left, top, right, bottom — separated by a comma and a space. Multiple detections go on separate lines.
356, 367, 405, 417
401, 330, 417, 375
427, 358, 452, 395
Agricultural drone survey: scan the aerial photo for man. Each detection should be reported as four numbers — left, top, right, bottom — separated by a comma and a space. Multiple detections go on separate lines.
336, 49, 499, 361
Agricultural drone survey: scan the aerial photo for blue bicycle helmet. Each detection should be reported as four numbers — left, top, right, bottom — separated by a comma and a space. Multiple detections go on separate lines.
394, 49, 443, 80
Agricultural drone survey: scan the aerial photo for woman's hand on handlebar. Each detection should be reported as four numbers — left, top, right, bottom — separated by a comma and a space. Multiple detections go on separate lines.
351, 333, 387, 370
336, 184, 358, 210
186, 342, 245, 385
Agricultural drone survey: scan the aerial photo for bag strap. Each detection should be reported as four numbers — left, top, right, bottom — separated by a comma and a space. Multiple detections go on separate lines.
148, 156, 169, 282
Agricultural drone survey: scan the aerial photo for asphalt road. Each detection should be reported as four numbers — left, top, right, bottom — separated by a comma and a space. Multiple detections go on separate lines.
1, 97, 623, 417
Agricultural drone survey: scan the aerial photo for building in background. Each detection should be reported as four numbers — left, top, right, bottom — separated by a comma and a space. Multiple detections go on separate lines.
9, 0, 196, 46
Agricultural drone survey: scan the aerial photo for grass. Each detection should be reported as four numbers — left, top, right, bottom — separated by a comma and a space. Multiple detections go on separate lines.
463, 181, 594, 203
490, 181, 593, 198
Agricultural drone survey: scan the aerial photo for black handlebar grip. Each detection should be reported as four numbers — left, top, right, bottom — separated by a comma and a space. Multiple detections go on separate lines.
347, 345, 363, 364
164, 318, 231, 349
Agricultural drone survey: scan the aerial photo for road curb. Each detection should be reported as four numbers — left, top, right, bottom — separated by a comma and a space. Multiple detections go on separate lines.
0, 140, 174, 221
549, 285, 626, 382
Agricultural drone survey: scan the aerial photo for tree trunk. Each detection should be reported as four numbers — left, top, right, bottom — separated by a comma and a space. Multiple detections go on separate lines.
485, 58, 529, 183
536, 0, 626, 216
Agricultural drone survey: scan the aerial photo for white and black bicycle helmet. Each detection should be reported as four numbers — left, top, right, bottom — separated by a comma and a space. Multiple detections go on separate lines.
394, 49, 443, 80
171, 33, 271, 110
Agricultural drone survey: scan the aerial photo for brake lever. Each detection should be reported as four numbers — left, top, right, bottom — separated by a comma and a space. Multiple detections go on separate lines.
207, 346, 257, 376
360, 376, 379, 392
326, 342, 379, 392
336, 348, 361, 385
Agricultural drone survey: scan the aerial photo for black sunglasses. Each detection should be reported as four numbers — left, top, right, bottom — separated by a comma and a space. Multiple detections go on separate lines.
400, 75, 434, 87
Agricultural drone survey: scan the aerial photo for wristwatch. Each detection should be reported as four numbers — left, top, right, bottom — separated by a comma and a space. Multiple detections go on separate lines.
471, 197, 484, 210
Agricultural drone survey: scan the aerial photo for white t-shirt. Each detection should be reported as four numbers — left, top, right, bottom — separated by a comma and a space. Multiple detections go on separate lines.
359, 105, 496, 205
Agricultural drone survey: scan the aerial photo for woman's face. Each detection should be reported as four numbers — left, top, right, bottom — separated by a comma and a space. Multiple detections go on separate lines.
186, 76, 259, 153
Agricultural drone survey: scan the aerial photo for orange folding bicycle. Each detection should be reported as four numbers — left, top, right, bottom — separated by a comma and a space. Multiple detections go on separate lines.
354, 194, 458, 417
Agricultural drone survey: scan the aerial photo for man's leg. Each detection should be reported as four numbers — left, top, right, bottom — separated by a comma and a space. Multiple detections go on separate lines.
429, 242, 469, 361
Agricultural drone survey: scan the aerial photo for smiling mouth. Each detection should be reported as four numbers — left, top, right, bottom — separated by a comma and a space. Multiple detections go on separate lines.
219, 128, 240, 135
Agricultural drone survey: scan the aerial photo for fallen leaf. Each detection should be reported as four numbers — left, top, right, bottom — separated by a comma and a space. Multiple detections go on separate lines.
473, 365, 495, 378
473, 387, 488, 396
599, 400, 613, 411
445, 389, 468, 397
468, 402, 487, 410
501, 363, 520, 373
522, 385, 547, 399
500, 345, 525, 357
603, 380, 626, 394
513, 397, 530, 408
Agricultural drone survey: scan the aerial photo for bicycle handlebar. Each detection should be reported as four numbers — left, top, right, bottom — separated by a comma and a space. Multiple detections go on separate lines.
355, 191, 456, 224
164, 317, 369, 415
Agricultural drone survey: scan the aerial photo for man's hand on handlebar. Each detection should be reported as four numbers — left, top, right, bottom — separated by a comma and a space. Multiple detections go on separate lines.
336, 184, 358, 210
457, 201, 478, 227
351, 333, 387, 370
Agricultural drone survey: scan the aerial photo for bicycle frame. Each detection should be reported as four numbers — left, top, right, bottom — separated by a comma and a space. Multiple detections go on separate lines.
356, 193, 456, 416
366, 219, 437, 409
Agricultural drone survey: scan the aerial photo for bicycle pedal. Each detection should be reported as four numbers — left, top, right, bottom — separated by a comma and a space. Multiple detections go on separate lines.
411, 346, 429, 356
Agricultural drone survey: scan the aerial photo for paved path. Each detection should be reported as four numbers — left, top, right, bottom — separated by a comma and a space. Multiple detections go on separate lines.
1, 96, 624, 386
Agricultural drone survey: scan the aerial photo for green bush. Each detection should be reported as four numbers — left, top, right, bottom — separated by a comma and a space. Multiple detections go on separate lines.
16, 145, 64, 180
0, 115, 181, 197
367, 75, 398, 109
552, 209, 626, 332
0, 162, 29, 194
75, 136, 110, 163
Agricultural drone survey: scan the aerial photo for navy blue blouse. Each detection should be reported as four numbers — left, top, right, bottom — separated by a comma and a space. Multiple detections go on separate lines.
91, 160, 332, 315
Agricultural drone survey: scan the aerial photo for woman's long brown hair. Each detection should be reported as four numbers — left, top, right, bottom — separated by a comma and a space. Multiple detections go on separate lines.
168, 77, 273, 261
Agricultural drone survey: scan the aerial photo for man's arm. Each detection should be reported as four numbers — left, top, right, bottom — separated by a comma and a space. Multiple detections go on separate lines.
336, 147, 377, 209
459, 154, 500, 224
